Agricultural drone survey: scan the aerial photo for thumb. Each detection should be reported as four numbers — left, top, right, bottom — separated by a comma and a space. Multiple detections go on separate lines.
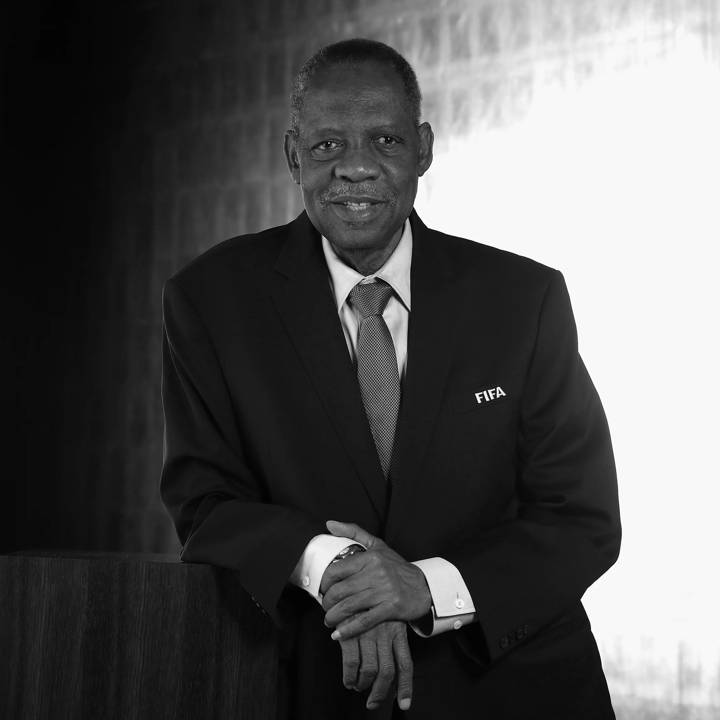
326, 520, 380, 548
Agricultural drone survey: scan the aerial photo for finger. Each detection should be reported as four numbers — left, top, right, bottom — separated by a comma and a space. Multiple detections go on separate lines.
320, 551, 368, 594
393, 628, 414, 711
356, 634, 378, 692
326, 520, 380, 548
331, 605, 389, 641
366, 628, 395, 710
324, 552, 408, 617
321, 568, 371, 613
325, 588, 376, 628
340, 638, 360, 690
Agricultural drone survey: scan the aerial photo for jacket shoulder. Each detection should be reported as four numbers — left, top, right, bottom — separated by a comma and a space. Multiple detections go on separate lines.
429, 227, 560, 287
171, 223, 287, 284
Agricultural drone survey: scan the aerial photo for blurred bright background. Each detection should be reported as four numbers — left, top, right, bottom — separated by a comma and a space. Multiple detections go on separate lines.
7, 1, 719, 716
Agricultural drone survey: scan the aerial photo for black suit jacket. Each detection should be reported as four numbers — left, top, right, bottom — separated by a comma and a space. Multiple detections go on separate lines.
161, 210, 620, 719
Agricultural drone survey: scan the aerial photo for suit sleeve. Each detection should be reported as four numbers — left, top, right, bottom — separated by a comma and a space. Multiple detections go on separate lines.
160, 278, 325, 625
449, 270, 621, 664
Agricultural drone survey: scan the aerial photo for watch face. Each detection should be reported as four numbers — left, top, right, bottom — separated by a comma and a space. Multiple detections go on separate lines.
332, 544, 366, 563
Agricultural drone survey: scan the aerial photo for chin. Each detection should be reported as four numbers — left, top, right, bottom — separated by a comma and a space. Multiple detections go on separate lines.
326, 226, 389, 252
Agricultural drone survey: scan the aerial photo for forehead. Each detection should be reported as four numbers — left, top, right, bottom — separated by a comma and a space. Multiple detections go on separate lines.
298, 61, 413, 132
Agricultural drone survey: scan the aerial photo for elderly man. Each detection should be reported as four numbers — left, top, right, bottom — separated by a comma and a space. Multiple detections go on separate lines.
161, 39, 620, 719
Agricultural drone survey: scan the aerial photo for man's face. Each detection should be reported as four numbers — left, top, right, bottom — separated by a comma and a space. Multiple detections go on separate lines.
284, 61, 433, 267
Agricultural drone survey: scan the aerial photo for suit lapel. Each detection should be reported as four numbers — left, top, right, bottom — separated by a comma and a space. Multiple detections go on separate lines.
386, 212, 463, 537
270, 213, 388, 521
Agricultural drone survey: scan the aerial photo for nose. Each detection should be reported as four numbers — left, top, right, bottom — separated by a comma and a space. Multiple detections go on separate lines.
333, 146, 381, 182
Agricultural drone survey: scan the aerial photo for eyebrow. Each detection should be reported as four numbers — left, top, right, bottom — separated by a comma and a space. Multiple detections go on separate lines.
305, 124, 407, 137
305, 127, 343, 136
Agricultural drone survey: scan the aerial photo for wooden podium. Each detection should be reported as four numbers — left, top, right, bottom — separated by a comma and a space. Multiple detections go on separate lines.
0, 552, 279, 719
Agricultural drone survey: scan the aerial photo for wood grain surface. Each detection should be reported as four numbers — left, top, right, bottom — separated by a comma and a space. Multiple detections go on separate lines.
0, 552, 278, 719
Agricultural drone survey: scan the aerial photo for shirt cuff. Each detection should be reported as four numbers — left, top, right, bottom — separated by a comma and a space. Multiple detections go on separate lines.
289, 534, 363, 603
410, 557, 476, 637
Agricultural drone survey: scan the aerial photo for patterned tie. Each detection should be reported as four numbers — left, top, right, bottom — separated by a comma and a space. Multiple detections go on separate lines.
349, 280, 401, 479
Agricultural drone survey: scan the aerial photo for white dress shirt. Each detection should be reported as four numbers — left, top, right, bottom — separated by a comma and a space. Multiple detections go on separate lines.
290, 220, 476, 636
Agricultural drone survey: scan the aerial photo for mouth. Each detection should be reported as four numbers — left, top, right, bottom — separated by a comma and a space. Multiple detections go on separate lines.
326, 195, 388, 221
330, 196, 385, 208
327, 198, 386, 223
341, 201, 375, 211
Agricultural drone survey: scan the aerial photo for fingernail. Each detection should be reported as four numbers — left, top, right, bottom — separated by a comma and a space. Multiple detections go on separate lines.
331, 630, 341, 640
399, 698, 411, 710
366, 702, 378, 710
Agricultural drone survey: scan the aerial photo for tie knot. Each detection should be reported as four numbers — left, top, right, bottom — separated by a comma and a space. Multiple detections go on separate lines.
349, 280, 394, 319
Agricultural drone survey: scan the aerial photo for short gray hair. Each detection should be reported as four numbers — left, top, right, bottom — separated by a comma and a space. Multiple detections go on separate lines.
289, 38, 422, 133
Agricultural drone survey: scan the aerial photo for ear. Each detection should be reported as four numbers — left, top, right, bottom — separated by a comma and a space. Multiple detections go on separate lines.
416, 122, 434, 177
284, 130, 302, 185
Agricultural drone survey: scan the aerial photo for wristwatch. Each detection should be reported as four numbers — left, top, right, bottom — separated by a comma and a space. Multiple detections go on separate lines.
330, 544, 366, 563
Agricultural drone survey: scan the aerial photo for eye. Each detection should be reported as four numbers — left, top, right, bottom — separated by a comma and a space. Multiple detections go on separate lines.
376, 135, 400, 146
313, 140, 342, 152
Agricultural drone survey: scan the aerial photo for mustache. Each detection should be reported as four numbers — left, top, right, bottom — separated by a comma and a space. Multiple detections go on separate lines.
320, 184, 396, 204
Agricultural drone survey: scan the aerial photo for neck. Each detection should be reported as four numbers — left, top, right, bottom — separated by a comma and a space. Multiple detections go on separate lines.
330, 227, 403, 276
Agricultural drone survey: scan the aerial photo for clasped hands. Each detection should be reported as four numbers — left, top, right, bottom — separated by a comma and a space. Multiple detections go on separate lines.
319, 520, 432, 712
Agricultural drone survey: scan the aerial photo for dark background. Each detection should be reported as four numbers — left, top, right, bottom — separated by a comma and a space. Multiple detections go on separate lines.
5, 3, 153, 552
5, 2, 105, 552
4, 0, 311, 554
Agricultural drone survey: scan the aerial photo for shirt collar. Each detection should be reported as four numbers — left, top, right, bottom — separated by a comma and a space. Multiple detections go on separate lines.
321, 220, 412, 313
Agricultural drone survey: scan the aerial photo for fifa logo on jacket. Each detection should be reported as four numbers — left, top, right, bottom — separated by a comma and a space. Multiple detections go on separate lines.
475, 387, 506, 404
